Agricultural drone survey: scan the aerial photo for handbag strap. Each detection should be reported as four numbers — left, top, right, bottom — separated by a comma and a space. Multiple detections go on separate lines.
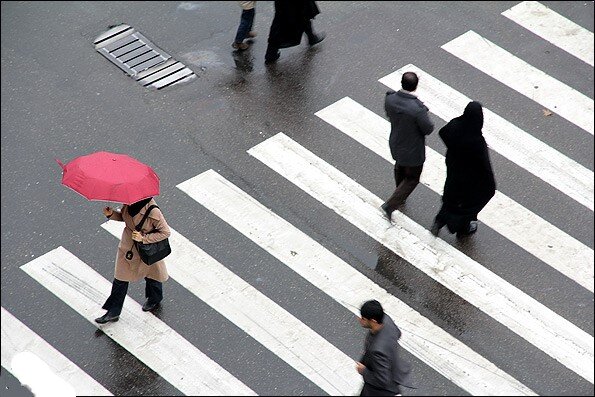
135, 205, 159, 232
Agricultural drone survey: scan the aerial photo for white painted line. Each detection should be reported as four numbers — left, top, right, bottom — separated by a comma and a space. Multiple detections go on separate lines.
441, 30, 594, 135
249, 133, 595, 384
101, 221, 362, 396
379, 64, 594, 211
177, 169, 536, 396
315, 97, 594, 292
1, 307, 112, 396
502, 1, 594, 66
19, 247, 256, 396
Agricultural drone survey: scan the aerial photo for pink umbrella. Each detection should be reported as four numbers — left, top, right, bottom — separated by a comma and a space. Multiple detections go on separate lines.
56, 151, 160, 205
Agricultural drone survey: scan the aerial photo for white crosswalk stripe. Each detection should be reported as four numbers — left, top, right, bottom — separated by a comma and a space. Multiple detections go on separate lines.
315, 96, 594, 292
248, 132, 594, 384
1, 307, 112, 396
177, 169, 536, 396
20, 247, 257, 396
379, 64, 594, 211
101, 220, 363, 396
502, 1, 594, 66
442, 30, 594, 135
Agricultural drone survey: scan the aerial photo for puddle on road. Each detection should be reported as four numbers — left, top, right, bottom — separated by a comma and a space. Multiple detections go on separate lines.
181, 50, 226, 71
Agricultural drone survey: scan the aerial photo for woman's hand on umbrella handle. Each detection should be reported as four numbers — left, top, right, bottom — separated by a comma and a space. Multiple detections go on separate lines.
103, 206, 114, 217
131, 231, 143, 242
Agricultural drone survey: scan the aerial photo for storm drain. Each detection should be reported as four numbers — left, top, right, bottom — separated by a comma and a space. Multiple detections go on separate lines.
94, 24, 196, 89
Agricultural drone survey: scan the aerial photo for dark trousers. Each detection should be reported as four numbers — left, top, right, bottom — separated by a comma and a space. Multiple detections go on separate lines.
360, 382, 401, 396
102, 277, 163, 316
383, 164, 424, 212
234, 8, 255, 43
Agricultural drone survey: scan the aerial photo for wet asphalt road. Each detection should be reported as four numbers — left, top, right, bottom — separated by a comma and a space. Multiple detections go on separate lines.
1, 1, 594, 396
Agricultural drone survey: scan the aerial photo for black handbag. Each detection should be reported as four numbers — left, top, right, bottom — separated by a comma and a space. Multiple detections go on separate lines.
132, 205, 171, 265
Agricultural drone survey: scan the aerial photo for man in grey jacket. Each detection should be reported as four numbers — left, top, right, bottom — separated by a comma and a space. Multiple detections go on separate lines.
381, 71, 434, 220
356, 300, 413, 396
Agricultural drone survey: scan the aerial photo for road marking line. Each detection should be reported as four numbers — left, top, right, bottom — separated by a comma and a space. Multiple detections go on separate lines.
315, 96, 594, 292
379, 64, 594, 211
441, 30, 594, 135
177, 169, 536, 396
1, 307, 112, 396
20, 247, 256, 396
249, 133, 595, 384
101, 221, 362, 396
502, 1, 594, 66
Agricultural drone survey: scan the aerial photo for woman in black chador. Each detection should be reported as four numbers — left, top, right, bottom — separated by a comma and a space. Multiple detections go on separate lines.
431, 101, 496, 237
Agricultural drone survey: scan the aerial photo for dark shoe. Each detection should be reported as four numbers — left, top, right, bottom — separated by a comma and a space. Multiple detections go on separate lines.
95, 313, 119, 324
456, 222, 478, 238
265, 51, 280, 64
380, 203, 392, 221
308, 32, 326, 46
142, 300, 160, 312
431, 219, 445, 236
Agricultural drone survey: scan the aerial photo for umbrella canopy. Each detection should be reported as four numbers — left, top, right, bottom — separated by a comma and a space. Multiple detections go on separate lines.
56, 151, 160, 205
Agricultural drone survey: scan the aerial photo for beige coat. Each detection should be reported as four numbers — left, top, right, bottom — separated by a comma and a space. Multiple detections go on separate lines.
109, 199, 170, 282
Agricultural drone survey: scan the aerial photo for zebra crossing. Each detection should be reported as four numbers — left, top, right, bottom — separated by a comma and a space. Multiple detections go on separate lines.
2, 1, 593, 395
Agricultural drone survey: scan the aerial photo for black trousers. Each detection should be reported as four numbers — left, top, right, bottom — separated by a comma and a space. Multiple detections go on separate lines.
102, 277, 163, 316
360, 382, 401, 396
383, 164, 424, 212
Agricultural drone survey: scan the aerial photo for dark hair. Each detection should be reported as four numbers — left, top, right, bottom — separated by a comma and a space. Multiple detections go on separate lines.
401, 72, 418, 91
360, 300, 384, 323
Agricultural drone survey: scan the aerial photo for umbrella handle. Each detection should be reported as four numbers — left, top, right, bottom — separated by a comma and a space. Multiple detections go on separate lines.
55, 159, 65, 170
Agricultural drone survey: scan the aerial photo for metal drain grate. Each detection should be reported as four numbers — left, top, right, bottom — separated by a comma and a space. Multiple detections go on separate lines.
94, 24, 196, 89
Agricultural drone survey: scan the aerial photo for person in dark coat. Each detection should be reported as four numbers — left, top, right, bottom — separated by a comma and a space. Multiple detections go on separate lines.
431, 101, 496, 237
264, 0, 325, 64
356, 300, 414, 396
381, 72, 435, 221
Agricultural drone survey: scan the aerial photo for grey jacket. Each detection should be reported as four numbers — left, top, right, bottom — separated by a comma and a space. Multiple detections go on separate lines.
385, 90, 434, 166
360, 315, 413, 393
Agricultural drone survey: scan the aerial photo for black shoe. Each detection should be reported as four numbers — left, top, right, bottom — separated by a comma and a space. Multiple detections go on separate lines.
95, 313, 119, 324
456, 222, 478, 238
381, 203, 392, 221
142, 300, 160, 312
265, 51, 280, 64
430, 219, 445, 236
308, 32, 326, 46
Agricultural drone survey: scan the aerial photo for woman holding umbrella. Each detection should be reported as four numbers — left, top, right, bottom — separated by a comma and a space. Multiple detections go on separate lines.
96, 197, 171, 323
56, 151, 172, 324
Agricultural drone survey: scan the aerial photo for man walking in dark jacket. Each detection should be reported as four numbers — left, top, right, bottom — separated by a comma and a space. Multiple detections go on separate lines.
356, 300, 413, 396
381, 71, 434, 220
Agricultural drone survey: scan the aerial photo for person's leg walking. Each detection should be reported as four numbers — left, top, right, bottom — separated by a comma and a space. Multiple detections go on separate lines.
96, 278, 129, 323
142, 277, 163, 312
304, 19, 325, 45
383, 164, 423, 214
233, 8, 255, 49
